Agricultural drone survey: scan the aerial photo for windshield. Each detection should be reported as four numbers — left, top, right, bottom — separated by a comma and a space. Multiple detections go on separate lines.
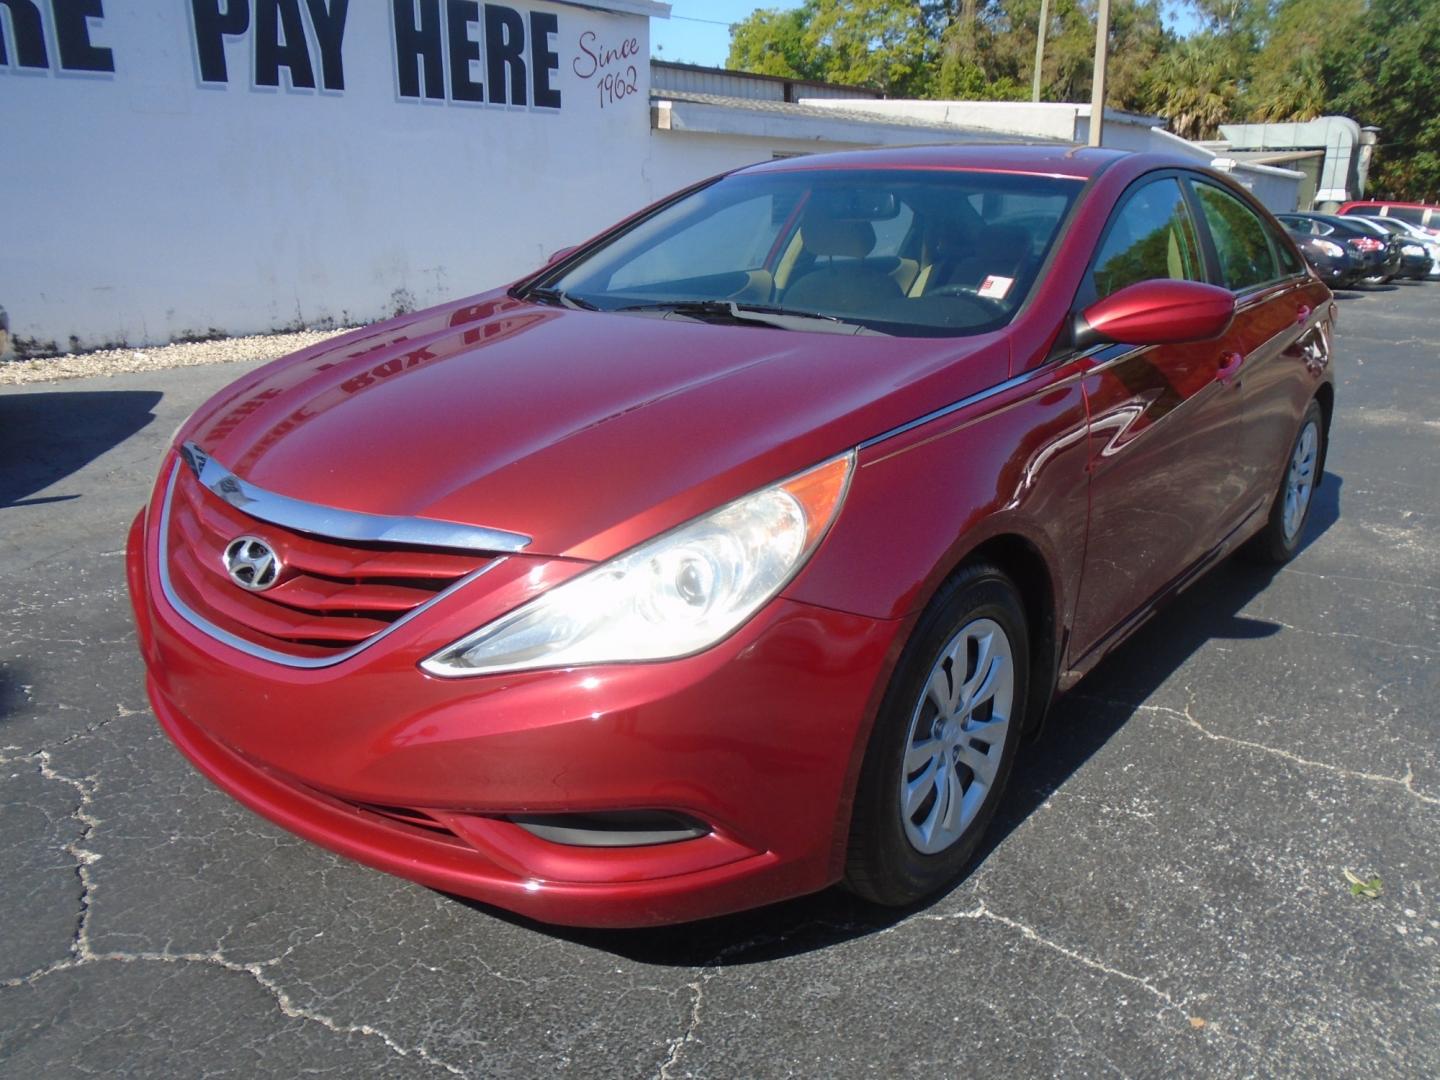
531, 168, 1083, 337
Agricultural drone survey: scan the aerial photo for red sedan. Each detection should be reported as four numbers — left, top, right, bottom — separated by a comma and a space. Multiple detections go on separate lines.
127, 146, 1334, 926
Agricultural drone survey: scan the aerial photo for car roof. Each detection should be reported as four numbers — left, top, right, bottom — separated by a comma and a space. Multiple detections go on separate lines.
1329, 215, 1388, 233
735, 143, 1178, 181
1341, 199, 1440, 211
1291, 212, 1364, 227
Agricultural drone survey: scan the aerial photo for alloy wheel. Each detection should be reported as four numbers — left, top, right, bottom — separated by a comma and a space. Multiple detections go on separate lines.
1283, 419, 1319, 541
899, 617, 1014, 855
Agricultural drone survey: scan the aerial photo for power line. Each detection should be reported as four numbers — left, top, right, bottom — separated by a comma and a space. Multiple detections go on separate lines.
668, 14, 737, 26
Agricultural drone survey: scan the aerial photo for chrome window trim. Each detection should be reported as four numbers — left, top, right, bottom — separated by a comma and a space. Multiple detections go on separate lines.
156, 464, 508, 670
180, 442, 531, 554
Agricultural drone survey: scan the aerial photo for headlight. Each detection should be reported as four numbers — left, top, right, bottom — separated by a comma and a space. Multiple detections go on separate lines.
422, 452, 855, 677
1313, 240, 1345, 258
1403, 244, 1425, 256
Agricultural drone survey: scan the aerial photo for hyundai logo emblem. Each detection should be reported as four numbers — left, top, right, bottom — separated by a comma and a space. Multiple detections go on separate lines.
223, 535, 282, 591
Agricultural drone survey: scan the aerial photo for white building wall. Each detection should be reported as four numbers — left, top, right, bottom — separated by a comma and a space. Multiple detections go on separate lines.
800, 98, 1085, 141
1, 0, 665, 351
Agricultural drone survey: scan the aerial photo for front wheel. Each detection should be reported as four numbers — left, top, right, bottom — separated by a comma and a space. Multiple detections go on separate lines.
1244, 399, 1326, 564
845, 565, 1029, 907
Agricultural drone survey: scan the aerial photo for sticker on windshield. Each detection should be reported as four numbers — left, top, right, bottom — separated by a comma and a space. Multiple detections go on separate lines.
978, 275, 1014, 299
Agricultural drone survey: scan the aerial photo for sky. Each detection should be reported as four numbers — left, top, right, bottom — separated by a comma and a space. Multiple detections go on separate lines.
650, 0, 803, 67
649, 1, 1203, 69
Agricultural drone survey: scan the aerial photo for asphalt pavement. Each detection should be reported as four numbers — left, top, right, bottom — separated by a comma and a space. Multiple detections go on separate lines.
2, 281, 1437, 1079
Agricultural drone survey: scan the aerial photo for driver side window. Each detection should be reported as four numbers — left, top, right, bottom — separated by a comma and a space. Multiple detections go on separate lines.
1085, 178, 1205, 306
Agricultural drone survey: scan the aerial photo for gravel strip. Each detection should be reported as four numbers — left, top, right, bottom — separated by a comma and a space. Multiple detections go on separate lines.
0, 327, 358, 386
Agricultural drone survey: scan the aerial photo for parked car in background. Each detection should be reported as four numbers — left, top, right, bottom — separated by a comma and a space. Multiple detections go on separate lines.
1356, 215, 1440, 279
1286, 229, 1359, 287
1337, 200, 1440, 236
1279, 213, 1401, 285
127, 147, 1336, 927
1344, 215, 1429, 281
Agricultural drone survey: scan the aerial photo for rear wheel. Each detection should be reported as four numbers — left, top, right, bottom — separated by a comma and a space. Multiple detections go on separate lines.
845, 565, 1028, 907
1244, 399, 1326, 564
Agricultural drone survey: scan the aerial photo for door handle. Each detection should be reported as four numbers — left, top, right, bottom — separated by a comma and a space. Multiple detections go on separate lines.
1296, 304, 1312, 326
1216, 351, 1244, 384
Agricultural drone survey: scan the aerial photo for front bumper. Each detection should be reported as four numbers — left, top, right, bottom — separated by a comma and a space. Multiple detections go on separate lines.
1399, 253, 1432, 279
127, 508, 904, 927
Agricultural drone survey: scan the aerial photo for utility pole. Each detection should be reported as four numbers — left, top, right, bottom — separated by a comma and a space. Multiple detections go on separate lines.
1088, 0, 1111, 146
1032, 0, 1050, 102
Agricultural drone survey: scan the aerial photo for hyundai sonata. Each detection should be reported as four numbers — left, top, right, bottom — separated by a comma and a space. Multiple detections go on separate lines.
127, 146, 1335, 926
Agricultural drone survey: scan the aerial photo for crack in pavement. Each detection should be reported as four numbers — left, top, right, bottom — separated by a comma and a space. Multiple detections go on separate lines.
1262, 617, 1439, 656
651, 925, 859, 1080
656, 976, 707, 1080
1076, 695, 1440, 808
651, 802, 1231, 1077
898, 901, 1187, 1017
1, 747, 100, 962
1, 948, 468, 1076
0, 746, 468, 1078
1277, 566, 1440, 594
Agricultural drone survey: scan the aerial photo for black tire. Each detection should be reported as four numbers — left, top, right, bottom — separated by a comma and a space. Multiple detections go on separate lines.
845, 564, 1029, 907
1243, 399, 1326, 565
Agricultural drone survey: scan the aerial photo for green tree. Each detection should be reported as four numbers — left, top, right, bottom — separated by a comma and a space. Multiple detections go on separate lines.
1139, 32, 1245, 140
726, 2, 825, 80
803, 0, 934, 95
1335, 0, 1440, 198
1245, 0, 1364, 122
727, 0, 935, 96
1180, 0, 1269, 43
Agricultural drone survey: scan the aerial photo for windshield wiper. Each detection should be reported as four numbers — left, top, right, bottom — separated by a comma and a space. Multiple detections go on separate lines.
614, 300, 888, 336
525, 286, 598, 311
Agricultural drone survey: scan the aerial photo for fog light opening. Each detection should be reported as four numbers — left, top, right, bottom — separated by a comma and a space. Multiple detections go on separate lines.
509, 810, 710, 848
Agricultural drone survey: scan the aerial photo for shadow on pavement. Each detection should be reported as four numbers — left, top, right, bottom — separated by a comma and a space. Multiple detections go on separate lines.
0, 391, 162, 509
0, 667, 28, 726
448, 474, 1344, 963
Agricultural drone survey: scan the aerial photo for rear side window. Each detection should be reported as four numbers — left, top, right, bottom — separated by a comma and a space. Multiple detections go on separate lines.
1192, 182, 1278, 291
1388, 206, 1427, 226
1086, 177, 1205, 302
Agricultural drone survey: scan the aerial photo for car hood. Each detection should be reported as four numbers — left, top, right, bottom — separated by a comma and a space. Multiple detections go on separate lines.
187, 292, 1009, 560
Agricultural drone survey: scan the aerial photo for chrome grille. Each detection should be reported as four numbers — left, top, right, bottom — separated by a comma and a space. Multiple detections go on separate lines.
158, 458, 507, 665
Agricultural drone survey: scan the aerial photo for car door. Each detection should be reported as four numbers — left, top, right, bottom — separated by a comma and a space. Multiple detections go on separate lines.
1069, 174, 1247, 662
1185, 178, 1324, 515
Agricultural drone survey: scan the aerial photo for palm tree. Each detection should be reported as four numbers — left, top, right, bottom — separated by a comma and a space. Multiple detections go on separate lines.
1142, 34, 1244, 140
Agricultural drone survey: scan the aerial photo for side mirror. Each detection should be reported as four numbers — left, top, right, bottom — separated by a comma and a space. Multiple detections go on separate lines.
1074, 279, 1235, 350
546, 245, 579, 266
